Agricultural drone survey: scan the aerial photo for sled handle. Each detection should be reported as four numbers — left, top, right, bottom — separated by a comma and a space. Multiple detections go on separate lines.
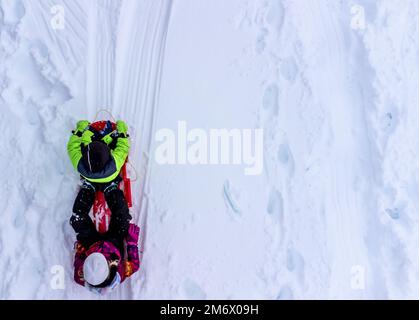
94, 109, 116, 123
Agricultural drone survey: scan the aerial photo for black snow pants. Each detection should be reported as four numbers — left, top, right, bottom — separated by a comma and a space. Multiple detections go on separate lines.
70, 176, 132, 251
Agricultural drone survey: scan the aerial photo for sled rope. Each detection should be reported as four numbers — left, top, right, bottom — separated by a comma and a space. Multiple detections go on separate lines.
127, 160, 139, 182
94, 109, 116, 123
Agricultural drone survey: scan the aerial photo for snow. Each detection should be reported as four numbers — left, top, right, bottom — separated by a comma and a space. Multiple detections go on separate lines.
1, 0, 419, 299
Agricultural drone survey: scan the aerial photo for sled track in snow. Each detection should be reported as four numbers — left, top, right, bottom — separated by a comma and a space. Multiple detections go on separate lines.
110, 0, 173, 299
85, 0, 120, 113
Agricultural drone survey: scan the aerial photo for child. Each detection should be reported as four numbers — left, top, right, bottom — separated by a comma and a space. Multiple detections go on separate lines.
67, 120, 139, 292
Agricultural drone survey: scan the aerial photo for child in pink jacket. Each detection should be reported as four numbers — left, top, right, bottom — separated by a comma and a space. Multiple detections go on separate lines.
73, 224, 140, 294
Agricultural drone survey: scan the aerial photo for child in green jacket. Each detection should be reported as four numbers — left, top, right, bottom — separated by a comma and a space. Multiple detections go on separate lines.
67, 120, 131, 252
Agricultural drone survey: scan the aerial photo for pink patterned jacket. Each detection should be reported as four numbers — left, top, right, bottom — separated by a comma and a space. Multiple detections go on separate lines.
73, 224, 140, 288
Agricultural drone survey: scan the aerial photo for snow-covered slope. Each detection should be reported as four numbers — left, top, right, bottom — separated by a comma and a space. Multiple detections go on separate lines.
1, 0, 419, 299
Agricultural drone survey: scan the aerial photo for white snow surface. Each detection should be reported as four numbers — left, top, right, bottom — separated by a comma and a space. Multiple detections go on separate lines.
1, 0, 419, 299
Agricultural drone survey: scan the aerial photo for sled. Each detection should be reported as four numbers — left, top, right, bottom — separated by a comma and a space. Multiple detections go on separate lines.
89, 120, 133, 234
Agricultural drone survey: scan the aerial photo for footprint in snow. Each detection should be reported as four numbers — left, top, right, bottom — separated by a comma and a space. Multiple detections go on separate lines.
280, 57, 298, 83
380, 111, 398, 135
255, 28, 268, 54
266, 1, 284, 32
277, 142, 294, 176
286, 247, 305, 280
267, 188, 283, 225
262, 83, 279, 121
276, 285, 293, 300
182, 278, 207, 300
386, 207, 401, 220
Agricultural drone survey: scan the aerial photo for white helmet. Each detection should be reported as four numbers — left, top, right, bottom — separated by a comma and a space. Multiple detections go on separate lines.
83, 252, 110, 286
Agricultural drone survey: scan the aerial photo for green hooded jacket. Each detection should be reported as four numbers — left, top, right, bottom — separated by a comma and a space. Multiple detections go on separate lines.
67, 133, 130, 183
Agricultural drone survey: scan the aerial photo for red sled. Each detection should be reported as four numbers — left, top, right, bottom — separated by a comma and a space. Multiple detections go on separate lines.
89, 120, 133, 234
